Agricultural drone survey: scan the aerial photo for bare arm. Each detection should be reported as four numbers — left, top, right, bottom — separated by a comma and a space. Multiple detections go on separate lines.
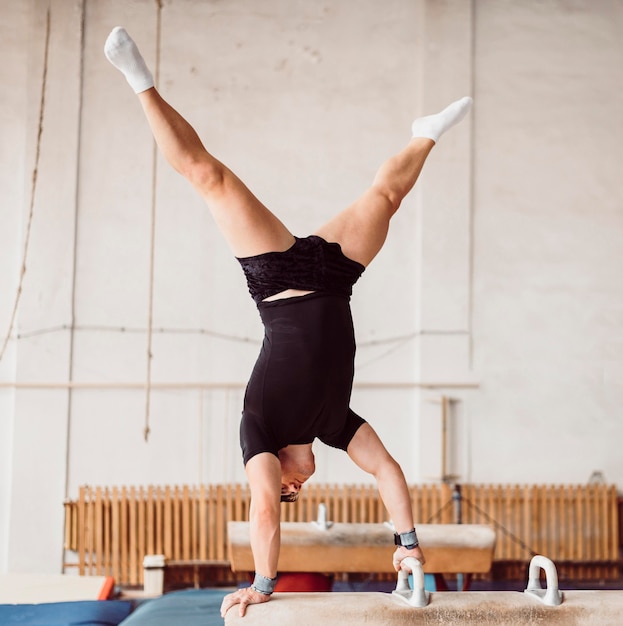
246, 453, 282, 578
347, 423, 426, 569
220, 453, 282, 618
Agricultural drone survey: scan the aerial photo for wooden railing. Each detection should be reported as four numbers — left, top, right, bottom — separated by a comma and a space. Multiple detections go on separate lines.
63, 483, 620, 587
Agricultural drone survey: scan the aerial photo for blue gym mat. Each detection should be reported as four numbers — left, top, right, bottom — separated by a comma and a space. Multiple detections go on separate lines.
118, 589, 229, 626
0, 599, 132, 626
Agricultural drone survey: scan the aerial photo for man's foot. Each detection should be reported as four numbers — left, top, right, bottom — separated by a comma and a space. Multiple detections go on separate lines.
104, 26, 154, 94
411, 96, 473, 142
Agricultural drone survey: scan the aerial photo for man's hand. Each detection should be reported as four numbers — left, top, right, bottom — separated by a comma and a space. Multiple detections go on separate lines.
392, 544, 426, 572
220, 586, 271, 618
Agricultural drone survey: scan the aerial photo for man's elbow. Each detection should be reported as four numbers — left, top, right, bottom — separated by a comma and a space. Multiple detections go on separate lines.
250, 502, 281, 525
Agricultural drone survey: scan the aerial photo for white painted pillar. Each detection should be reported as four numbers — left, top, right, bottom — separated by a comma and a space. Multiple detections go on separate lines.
6, 0, 83, 574
413, 0, 476, 482
0, 0, 33, 576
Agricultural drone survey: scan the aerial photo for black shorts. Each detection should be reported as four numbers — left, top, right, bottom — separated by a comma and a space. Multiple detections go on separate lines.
240, 292, 366, 465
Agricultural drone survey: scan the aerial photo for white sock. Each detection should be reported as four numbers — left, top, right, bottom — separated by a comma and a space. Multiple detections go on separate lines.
411, 96, 473, 142
104, 26, 154, 94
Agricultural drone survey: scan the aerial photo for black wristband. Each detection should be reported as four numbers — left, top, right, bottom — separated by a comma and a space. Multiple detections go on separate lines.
251, 572, 277, 595
394, 528, 419, 550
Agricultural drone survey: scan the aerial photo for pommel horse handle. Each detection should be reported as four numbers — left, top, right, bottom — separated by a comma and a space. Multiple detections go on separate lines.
392, 556, 429, 608
524, 555, 563, 606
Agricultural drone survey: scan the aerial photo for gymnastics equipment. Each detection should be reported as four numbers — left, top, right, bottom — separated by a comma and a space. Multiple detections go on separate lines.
227, 520, 496, 580
392, 556, 429, 607
524, 555, 563, 606
224, 555, 623, 625
0, 573, 115, 603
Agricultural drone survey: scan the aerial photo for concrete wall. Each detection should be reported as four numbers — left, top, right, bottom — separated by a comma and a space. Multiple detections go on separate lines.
0, 0, 31, 576
471, 0, 623, 483
0, 0, 621, 574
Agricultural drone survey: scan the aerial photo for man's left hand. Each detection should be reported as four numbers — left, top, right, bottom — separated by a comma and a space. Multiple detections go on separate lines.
392, 544, 426, 572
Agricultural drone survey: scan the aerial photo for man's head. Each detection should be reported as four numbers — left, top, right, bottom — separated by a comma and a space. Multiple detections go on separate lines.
278, 445, 315, 503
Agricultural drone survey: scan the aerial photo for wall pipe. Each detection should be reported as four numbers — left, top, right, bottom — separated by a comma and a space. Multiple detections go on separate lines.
0, 381, 479, 390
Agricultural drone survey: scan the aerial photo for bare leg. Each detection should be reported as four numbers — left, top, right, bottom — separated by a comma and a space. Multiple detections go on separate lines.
137, 89, 294, 257
314, 138, 434, 267
105, 27, 293, 258
315, 97, 472, 267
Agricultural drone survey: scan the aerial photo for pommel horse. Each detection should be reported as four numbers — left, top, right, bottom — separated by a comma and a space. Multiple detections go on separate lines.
225, 543, 623, 626
228, 520, 496, 592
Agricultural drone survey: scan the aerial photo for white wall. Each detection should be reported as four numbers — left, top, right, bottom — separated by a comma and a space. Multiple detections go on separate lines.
470, 0, 623, 483
0, 0, 621, 575
2, 0, 84, 574
0, 0, 31, 575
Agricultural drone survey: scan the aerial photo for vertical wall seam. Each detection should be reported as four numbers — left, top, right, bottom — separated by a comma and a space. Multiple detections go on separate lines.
64, 0, 86, 504
62, 0, 86, 571
144, 0, 164, 442
467, 0, 477, 371
198, 390, 204, 483
464, 0, 477, 484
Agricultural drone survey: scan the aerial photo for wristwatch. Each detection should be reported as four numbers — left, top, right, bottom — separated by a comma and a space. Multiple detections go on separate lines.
394, 527, 419, 550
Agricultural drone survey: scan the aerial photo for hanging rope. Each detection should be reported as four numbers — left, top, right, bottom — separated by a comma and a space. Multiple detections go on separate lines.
425, 497, 456, 524
0, 7, 51, 364
11, 322, 420, 349
426, 493, 537, 559
144, 0, 164, 442
459, 494, 537, 558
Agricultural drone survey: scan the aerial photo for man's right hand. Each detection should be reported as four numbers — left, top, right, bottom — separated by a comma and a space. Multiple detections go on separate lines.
220, 586, 271, 618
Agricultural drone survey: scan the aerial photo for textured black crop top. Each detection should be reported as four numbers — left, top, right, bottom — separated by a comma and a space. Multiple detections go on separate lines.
237, 235, 365, 304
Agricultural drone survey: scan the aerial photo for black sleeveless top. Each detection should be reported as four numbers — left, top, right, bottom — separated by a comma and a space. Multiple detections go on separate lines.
236, 235, 365, 304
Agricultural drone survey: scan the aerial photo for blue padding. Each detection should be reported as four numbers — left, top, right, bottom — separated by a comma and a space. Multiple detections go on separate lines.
0, 600, 132, 626
424, 573, 437, 592
119, 590, 228, 626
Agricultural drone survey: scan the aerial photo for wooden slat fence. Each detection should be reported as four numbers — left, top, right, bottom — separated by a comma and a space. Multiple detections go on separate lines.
456, 484, 620, 580
63, 483, 620, 587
